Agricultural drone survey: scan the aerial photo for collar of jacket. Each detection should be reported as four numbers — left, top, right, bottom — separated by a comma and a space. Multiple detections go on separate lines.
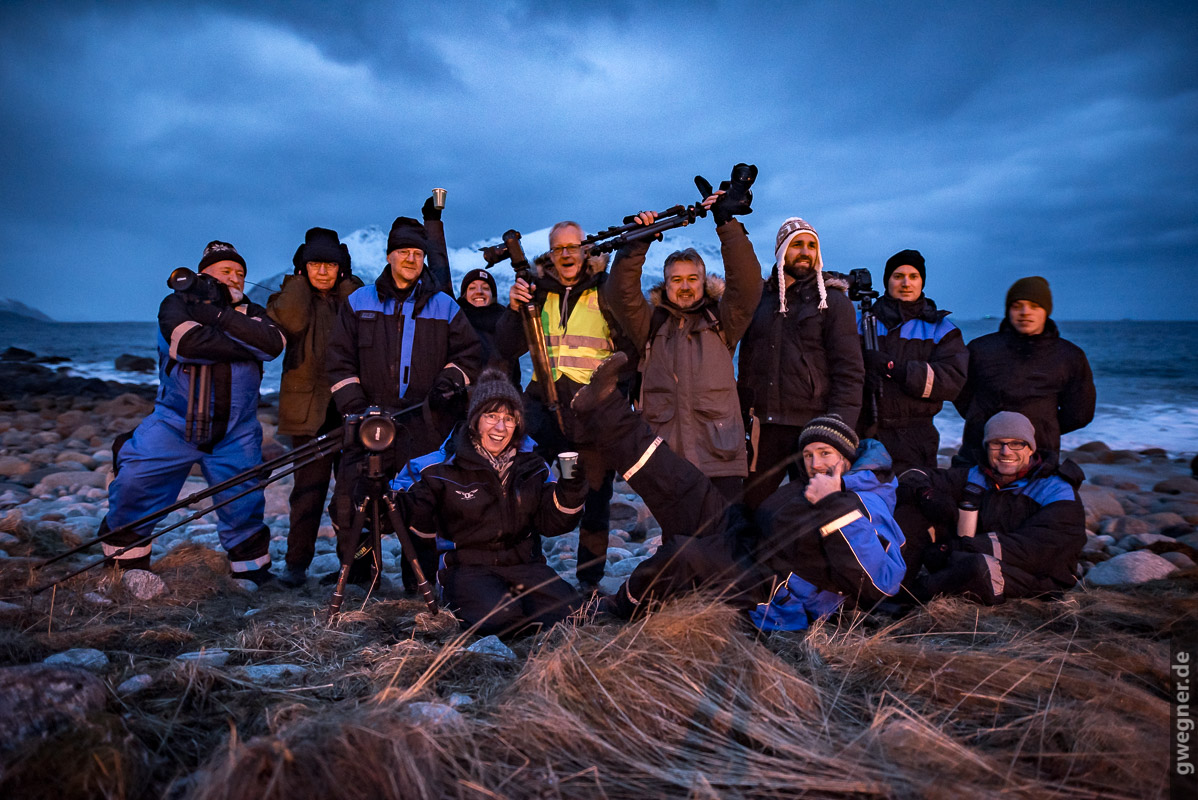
374, 267, 435, 309
648, 274, 725, 316
874, 294, 950, 329
997, 316, 1061, 341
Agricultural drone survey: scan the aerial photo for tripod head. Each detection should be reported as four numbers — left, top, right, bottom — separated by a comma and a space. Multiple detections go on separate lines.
479, 230, 533, 283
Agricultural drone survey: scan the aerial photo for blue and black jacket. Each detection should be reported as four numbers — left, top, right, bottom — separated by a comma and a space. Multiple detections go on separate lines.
749, 438, 907, 630
155, 292, 284, 447
859, 295, 968, 428
327, 267, 482, 418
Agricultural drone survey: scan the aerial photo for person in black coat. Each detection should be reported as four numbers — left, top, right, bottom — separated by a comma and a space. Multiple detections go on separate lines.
738, 217, 865, 509
395, 369, 588, 637
896, 411, 1086, 605
456, 268, 520, 384
858, 249, 968, 475
953, 276, 1095, 465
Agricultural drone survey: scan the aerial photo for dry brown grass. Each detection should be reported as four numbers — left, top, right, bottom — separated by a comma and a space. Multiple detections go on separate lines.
2, 543, 1193, 799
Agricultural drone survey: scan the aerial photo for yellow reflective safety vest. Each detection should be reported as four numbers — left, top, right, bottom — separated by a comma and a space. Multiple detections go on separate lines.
538, 287, 614, 384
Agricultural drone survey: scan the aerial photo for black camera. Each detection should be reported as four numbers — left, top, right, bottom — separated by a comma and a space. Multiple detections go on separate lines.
344, 407, 399, 453
480, 229, 531, 273
168, 267, 231, 305
846, 268, 878, 302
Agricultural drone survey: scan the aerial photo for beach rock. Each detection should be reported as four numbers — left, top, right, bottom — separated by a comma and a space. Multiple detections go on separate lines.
1083, 535, 1115, 553
1, 346, 37, 361
83, 592, 113, 606
1079, 486, 1124, 529
55, 451, 98, 469
447, 692, 473, 707
310, 553, 340, 576
1141, 512, 1189, 531
0, 456, 31, 478
1075, 441, 1111, 453
607, 557, 644, 578
238, 664, 308, 684
31, 470, 107, 495
1085, 551, 1178, 586
44, 648, 109, 671
465, 636, 517, 661
1101, 449, 1142, 465
117, 674, 154, 695
1064, 449, 1098, 464
599, 576, 625, 596
1140, 447, 1169, 459
400, 701, 463, 728
232, 579, 258, 592
0, 664, 108, 753
1175, 533, 1198, 550
1099, 517, 1150, 538
114, 354, 156, 373
1159, 552, 1197, 570
606, 546, 634, 562
1121, 533, 1179, 550
1154, 477, 1198, 495
122, 569, 167, 600
177, 648, 231, 667
0, 600, 22, 616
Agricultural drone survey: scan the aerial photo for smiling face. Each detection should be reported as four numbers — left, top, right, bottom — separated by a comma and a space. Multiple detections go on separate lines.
986, 437, 1033, 483
476, 404, 518, 456
201, 260, 246, 302
465, 279, 493, 307
548, 224, 584, 285
664, 259, 704, 309
1008, 300, 1048, 335
887, 264, 923, 302
783, 232, 819, 277
802, 442, 849, 479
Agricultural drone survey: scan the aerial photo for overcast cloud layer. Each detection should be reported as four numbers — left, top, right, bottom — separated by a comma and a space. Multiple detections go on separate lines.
1, 1, 1194, 321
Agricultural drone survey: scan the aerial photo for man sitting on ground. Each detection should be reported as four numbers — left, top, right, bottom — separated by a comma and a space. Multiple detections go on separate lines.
897, 411, 1086, 605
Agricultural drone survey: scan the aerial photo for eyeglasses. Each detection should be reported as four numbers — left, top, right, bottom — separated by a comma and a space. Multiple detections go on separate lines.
306, 263, 339, 273
550, 244, 582, 256
480, 412, 517, 428
986, 440, 1030, 451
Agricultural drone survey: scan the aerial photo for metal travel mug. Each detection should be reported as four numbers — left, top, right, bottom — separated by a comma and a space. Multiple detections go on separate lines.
558, 451, 579, 480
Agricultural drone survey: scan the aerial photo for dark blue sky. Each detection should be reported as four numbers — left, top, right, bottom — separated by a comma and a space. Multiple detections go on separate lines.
1, 1, 1194, 321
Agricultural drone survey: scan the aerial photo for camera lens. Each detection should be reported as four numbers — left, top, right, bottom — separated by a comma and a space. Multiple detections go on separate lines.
358, 415, 396, 452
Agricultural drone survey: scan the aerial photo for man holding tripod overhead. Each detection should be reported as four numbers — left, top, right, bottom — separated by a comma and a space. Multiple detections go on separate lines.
326, 213, 482, 588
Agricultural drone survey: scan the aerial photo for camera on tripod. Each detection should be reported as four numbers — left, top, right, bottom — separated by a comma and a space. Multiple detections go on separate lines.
846, 268, 878, 302
344, 407, 399, 453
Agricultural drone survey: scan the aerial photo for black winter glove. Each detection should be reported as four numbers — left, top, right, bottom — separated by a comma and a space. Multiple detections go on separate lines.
188, 301, 226, 326
427, 373, 463, 412
421, 195, 442, 222
864, 349, 895, 380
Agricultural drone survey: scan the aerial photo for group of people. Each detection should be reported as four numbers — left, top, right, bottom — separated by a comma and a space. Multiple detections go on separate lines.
97, 175, 1097, 637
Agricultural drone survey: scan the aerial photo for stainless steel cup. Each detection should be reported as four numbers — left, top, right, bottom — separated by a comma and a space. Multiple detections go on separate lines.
558, 451, 579, 480
432, 187, 447, 210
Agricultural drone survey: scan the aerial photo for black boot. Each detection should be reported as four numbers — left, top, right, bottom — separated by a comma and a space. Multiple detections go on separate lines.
113, 554, 151, 572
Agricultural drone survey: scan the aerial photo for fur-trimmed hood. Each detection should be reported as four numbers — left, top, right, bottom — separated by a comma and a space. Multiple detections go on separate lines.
647, 273, 726, 311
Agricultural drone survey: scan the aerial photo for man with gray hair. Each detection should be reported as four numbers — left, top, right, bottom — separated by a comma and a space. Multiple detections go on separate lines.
737, 217, 865, 508
603, 195, 763, 502
896, 410, 1087, 605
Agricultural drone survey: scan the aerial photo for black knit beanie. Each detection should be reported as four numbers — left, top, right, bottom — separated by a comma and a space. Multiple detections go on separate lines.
883, 249, 926, 285
197, 240, 246, 272
459, 268, 498, 302
1005, 276, 1053, 316
798, 414, 860, 463
387, 216, 427, 254
292, 227, 350, 275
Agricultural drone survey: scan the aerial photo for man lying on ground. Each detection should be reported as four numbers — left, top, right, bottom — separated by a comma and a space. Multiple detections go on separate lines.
572, 352, 906, 631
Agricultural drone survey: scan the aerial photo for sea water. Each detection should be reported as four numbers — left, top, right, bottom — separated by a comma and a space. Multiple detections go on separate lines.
3, 316, 1196, 454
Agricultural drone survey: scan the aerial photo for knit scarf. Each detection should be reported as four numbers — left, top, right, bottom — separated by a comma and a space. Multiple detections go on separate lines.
473, 442, 516, 486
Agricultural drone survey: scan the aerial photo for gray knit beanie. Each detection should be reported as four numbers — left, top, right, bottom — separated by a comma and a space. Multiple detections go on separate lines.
467, 368, 524, 431
983, 411, 1036, 448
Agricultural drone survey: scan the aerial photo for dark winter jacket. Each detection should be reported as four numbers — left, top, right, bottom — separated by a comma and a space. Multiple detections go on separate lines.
860, 295, 968, 428
327, 267, 482, 451
738, 268, 865, 430
395, 427, 588, 567
748, 438, 906, 630
457, 300, 521, 385
901, 454, 1087, 597
603, 221, 763, 478
267, 274, 363, 436
156, 292, 284, 447
954, 318, 1095, 463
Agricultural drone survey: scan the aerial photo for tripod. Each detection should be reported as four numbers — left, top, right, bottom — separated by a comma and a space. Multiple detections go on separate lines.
327, 449, 438, 620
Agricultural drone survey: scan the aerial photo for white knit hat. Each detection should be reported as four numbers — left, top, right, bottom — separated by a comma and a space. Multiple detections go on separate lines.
774, 217, 827, 313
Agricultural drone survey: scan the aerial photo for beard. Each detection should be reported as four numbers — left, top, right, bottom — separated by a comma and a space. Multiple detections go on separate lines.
783, 259, 816, 281
227, 287, 245, 304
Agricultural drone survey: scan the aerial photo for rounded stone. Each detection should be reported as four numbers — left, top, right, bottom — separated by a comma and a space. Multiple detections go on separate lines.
43, 648, 109, 671
1085, 550, 1179, 586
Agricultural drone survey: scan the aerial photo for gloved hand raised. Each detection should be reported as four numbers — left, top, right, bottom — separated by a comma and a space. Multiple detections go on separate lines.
864, 349, 895, 380
427, 373, 464, 412
421, 195, 442, 222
